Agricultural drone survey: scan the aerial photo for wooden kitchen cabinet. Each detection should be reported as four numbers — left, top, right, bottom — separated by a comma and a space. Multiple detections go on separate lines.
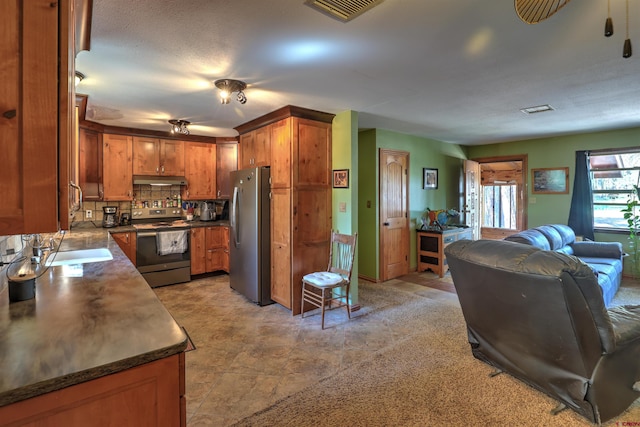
190, 227, 206, 275
184, 142, 216, 200
236, 106, 334, 314
111, 231, 137, 266
216, 142, 238, 198
79, 127, 103, 201
133, 137, 185, 176
103, 134, 133, 201
205, 226, 228, 273
0, 353, 185, 427
190, 226, 229, 275
417, 228, 473, 277
239, 126, 270, 169
0, 0, 73, 235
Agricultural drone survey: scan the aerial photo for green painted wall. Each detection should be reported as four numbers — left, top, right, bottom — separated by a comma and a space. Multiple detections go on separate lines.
467, 126, 640, 274
332, 111, 359, 302
357, 128, 467, 281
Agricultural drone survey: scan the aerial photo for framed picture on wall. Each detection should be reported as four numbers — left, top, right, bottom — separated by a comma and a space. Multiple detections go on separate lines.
423, 168, 438, 190
333, 169, 349, 188
531, 167, 569, 194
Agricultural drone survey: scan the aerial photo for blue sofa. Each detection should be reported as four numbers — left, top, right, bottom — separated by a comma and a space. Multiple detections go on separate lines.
504, 224, 623, 306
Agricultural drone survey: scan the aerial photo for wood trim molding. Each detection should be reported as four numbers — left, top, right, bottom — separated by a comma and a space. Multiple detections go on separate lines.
234, 105, 335, 135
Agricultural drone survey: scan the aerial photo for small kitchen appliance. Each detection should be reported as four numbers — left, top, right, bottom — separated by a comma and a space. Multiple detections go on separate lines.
120, 212, 131, 226
200, 201, 217, 221
102, 206, 119, 228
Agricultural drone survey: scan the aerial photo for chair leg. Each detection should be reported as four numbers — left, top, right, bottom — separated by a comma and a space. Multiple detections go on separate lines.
301, 282, 306, 319
345, 283, 351, 319
321, 288, 327, 330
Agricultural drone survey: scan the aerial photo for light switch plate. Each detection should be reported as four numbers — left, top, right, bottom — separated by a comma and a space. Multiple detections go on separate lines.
86, 210, 93, 219
339, 202, 347, 213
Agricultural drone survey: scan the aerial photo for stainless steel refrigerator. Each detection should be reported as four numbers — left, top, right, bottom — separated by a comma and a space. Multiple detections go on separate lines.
229, 166, 272, 305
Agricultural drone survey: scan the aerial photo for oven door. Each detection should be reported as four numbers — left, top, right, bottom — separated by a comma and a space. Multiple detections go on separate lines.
136, 229, 191, 288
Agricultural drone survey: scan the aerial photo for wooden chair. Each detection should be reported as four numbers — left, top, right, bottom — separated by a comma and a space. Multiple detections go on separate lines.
301, 231, 357, 329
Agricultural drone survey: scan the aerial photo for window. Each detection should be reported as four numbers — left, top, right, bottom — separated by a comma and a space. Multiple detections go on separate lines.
482, 184, 518, 229
590, 150, 640, 230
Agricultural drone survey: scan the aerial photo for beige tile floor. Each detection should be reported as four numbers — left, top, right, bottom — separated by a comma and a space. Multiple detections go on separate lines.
154, 271, 456, 426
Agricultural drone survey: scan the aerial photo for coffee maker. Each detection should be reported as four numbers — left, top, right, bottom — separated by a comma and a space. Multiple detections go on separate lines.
102, 206, 118, 228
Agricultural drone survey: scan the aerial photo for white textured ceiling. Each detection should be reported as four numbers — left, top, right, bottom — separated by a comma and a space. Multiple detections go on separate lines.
76, 0, 640, 146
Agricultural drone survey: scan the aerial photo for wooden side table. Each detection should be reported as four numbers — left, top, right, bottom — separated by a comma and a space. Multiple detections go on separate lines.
417, 227, 473, 277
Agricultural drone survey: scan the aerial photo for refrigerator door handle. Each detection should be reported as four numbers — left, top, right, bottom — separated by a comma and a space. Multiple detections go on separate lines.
231, 185, 240, 247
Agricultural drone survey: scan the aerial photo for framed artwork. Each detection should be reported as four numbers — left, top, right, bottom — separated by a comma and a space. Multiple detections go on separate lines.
333, 169, 349, 188
423, 168, 438, 190
531, 167, 569, 194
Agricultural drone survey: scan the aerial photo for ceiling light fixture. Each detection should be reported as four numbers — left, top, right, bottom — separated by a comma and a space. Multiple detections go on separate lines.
168, 119, 190, 135
520, 104, 555, 114
514, 0, 571, 24
214, 79, 247, 105
604, 0, 633, 58
75, 71, 85, 86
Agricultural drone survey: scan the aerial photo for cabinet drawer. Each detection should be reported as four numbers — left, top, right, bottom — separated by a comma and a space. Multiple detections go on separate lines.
443, 235, 456, 244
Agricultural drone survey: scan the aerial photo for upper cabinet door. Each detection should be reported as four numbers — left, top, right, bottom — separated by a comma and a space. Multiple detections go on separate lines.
0, 0, 62, 235
160, 140, 185, 176
133, 137, 160, 175
216, 142, 238, 199
103, 134, 133, 200
184, 142, 216, 200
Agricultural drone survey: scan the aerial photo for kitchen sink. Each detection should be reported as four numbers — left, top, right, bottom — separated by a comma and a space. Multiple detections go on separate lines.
45, 248, 113, 267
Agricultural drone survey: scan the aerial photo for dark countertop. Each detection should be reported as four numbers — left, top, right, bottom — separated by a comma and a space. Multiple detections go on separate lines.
0, 229, 187, 407
70, 219, 229, 233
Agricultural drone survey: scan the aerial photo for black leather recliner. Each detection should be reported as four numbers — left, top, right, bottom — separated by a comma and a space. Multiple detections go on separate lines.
444, 238, 640, 424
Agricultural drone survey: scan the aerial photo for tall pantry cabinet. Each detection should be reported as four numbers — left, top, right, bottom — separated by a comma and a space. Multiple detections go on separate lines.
236, 106, 334, 315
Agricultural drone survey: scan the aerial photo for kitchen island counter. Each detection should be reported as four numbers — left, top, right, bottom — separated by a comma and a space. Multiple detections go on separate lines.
0, 229, 187, 409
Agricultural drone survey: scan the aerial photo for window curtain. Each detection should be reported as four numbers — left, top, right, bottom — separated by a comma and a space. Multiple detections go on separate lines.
568, 150, 594, 240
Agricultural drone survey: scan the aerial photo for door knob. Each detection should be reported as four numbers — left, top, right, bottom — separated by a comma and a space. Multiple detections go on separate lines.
383, 222, 390, 226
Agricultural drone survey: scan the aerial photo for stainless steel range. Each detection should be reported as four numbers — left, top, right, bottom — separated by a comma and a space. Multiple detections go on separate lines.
132, 208, 191, 288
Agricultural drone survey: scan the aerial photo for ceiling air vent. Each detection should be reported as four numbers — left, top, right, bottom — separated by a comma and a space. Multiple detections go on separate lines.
520, 104, 555, 114
305, 0, 385, 22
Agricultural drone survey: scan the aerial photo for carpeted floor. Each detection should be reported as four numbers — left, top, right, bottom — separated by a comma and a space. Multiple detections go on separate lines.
232, 279, 640, 427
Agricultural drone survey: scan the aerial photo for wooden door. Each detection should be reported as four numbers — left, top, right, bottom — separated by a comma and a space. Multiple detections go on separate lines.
133, 136, 160, 175
464, 160, 481, 240
222, 226, 230, 273
0, 0, 60, 235
205, 226, 225, 272
184, 142, 216, 199
239, 131, 254, 169
103, 134, 133, 200
216, 142, 238, 198
253, 126, 271, 167
271, 188, 292, 309
111, 232, 136, 265
379, 149, 409, 281
160, 140, 185, 176
270, 118, 291, 189
79, 128, 103, 200
190, 227, 206, 275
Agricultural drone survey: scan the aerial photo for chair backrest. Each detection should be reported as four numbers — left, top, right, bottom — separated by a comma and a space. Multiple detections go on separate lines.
327, 231, 357, 282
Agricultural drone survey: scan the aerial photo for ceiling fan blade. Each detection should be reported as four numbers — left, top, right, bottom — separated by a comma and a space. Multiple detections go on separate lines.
515, 0, 571, 24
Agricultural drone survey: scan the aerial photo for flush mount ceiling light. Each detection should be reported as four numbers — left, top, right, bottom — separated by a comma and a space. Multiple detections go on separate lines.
75, 71, 85, 86
214, 79, 247, 105
520, 104, 555, 114
168, 119, 190, 135
515, 0, 571, 24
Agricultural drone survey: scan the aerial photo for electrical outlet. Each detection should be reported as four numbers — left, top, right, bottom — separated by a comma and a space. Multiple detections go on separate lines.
86, 209, 93, 219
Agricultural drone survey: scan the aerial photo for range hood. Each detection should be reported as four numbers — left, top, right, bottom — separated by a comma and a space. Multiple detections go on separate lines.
133, 175, 188, 186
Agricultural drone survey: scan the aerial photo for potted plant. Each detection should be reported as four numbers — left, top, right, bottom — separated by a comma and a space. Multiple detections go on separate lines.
621, 184, 640, 278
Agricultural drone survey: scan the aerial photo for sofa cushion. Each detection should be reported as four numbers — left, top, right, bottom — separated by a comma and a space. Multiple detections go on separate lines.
549, 224, 576, 247
535, 225, 565, 250
504, 229, 551, 250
